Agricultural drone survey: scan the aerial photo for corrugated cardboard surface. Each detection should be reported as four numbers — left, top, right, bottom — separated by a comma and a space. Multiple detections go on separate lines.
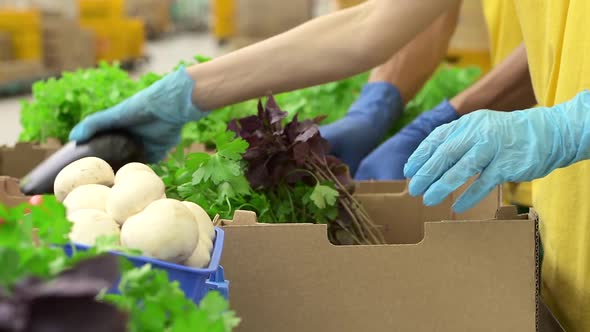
0, 141, 60, 178
236, 0, 313, 39
220, 186, 538, 331
355, 181, 501, 244
0, 60, 45, 83
0, 176, 29, 207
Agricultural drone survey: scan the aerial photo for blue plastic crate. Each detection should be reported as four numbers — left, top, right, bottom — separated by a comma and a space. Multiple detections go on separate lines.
64, 227, 229, 304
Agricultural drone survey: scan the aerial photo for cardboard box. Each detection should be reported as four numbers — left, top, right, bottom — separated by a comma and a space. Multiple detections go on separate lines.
219, 181, 542, 331
236, 0, 313, 39
126, 0, 171, 37
0, 60, 45, 83
0, 32, 12, 61
0, 140, 60, 179
0, 0, 78, 19
0, 176, 30, 207
42, 16, 96, 72
0, 9, 43, 61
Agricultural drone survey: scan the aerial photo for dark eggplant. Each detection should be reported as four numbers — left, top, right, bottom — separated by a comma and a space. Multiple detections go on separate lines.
20, 131, 145, 196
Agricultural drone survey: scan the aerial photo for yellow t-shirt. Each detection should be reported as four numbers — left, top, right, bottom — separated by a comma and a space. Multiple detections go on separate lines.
511, 0, 590, 330
482, 0, 533, 207
482, 0, 522, 65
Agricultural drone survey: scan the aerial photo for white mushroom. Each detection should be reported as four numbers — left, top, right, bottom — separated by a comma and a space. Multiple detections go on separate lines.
63, 184, 111, 213
114, 162, 156, 184
198, 235, 214, 255
184, 243, 211, 269
106, 171, 165, 225
120, 199, 199, 263
182, 201, 215, 241
68, 209, 120, 246
54, 157, 114, 202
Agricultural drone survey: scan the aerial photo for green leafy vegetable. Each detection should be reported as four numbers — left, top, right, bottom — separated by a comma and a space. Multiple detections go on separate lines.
228, 96, 383, 244
153, 131, 261, 219
0, 197, 240, 332
310, 184, 339, 209
19, 62, 163, 144
101, 265, 240, 332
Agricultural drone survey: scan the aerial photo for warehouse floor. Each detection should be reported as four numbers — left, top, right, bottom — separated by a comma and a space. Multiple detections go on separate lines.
0, 32, 224, 146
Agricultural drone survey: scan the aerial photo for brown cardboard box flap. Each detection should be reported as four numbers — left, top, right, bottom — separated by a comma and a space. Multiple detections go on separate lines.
0, 141, 60, 179
0, 176, 30, 207
221, 203, 537, 331
355, 179, 502, 220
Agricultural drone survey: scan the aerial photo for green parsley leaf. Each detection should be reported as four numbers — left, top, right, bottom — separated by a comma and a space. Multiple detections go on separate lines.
310, 184, 339, 209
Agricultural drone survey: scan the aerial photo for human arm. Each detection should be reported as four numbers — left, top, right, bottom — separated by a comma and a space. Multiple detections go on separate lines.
320, 4, 461, 175
69, 0, 459, 162
450, 43, 536, 114
355, 42, 536, 180
404, 90, 590, 212
189, 0, 461, 110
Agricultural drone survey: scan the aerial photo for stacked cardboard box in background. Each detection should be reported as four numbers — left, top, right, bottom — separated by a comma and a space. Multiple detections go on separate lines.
42, 15, 96, 73
0, 8, 46, 83
78, 0, 147, 63
228, 0, 313, 50
0, 8, 43, 61
0, 32, 12, 61
0, 0, 77, 18
126, 0, 172, 38
0, 60, 45, 83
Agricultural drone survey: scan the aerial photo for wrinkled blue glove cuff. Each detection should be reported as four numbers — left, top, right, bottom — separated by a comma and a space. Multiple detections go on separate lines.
319, 82, 404, 175
413, 99, 460, 134
147, 66, 208, 124
354, 99, 459, 181
347, 82, 404, 128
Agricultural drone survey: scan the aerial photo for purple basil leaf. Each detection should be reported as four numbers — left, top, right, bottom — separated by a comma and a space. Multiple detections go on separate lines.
294, 125, 319, 144
291, 143, 310, 167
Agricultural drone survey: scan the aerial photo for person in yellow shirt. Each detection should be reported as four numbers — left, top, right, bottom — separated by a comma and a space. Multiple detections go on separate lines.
68, 0, 589, 329
352, 1, 536, 188
482, 0, 534, 209
403, 2, 590, 330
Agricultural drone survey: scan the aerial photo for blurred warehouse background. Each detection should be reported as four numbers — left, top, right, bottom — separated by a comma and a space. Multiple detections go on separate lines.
0, 0, 491, 145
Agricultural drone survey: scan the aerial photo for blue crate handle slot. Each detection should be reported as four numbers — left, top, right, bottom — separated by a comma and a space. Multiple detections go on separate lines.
206, 266, 229, 300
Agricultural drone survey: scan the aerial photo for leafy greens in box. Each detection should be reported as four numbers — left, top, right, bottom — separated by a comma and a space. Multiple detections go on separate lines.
19, 62, 162, 144
155, 96, 384, 246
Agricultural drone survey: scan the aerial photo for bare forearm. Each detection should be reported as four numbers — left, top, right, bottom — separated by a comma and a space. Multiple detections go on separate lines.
188, 0, 459, 110
450, 43, 536, 114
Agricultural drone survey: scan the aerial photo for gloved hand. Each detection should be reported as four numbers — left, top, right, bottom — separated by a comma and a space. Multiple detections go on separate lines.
319, 82, 404, 175
404, 90, 590, 212
355, 100, 459, 180
69, 67, 208, 163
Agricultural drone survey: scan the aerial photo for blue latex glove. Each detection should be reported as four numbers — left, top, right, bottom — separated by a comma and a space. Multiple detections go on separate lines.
69, 67, 208, 163
319, 82, 404, 175
355, 100, 459, 180
404, 90, 590, 213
